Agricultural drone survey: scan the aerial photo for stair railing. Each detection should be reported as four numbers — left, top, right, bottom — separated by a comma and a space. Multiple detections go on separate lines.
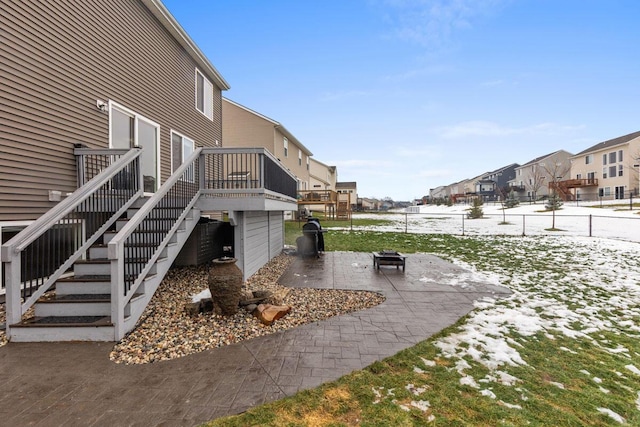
1, 148, 142, 335
108, 148, 202, 339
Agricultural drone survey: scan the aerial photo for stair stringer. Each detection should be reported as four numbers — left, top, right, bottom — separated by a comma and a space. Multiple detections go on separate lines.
114, 207, 201, 340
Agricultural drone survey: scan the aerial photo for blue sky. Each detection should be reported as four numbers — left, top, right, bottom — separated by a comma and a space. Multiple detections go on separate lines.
163, 0, 640, 201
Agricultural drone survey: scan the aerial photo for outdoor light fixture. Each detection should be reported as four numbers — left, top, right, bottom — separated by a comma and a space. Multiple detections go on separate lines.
96, 100, 108, 113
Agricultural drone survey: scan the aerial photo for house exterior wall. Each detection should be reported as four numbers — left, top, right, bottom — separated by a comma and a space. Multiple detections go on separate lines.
511, 151, 572, 200
222, 98, 311, 191
221, 99, 277, 152
233, 210, 283, 279
336, 182, 357, 207
1, 0, 225, 221
274, 129, 311, 191
309, 158, 336, 190
570, 136, 640, 200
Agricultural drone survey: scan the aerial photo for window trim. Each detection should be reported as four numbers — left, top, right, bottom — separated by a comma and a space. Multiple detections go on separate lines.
108, 100, 161, 191
171, 130, 196, 182
283, 137, 288, 157
195, 68, 214, 121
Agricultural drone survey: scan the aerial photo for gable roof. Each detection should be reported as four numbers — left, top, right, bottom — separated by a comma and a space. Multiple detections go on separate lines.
336, 182, 357, 188
518, 150, 572, 168
574, 130, 640, 156
143, 0, 230, 90
223, 98, 313, 156
486, 163, 519, 176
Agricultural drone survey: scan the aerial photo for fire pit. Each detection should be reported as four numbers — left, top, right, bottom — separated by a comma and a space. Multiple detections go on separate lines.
373, 250, 406, 271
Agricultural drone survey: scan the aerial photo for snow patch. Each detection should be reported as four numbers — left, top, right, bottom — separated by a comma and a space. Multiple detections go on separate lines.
625, 364, 640, 375
191, 288, 211, 303
597, 407, 625, 424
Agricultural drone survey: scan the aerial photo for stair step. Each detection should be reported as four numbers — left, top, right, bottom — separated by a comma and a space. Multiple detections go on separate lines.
103, 229, 184, 245
57, 275, 110, 291
36, 294, 112, 317
15, 316, 112, 327
9, 316, 115, 342
116, 218, 176, 232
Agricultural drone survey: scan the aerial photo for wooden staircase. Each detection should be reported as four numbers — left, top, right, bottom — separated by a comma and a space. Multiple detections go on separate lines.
9, 197, 200, 342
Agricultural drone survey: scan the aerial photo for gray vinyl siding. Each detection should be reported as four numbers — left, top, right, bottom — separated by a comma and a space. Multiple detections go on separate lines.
0, 0, 224, 221
243, 211, 270, 278
269, 211, 283, 257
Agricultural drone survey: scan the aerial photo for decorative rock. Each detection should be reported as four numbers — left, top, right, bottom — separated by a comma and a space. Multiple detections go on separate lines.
254, 304, 292, 326
239, 289, 273, 306
245, 303, 258, 313
252, 290, 271, 299
208, 257, 243, 316
201, 298, 214, 313
269, 288, 291, 305
185, 301, 201, 316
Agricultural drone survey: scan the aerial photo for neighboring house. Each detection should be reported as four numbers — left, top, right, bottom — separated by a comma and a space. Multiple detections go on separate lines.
309, 158, 337, 191
483, 163, 520, 199
336, 181, 358, 213
360, 198, 378, 211
446, 181, 464, 202
560, 131, 640, 201
461, 173, 487, 201
509, 150, 573, 201
222, 98, 313, 192
298, 158, 339, 218
0, 0, 297, 342
429, 186, 447, 200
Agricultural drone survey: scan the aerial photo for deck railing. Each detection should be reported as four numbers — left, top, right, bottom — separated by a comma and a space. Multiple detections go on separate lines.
200, 147, 297, 200
1, 148, 142, 332
298, 190, 338, 203
108, 148, 201, 338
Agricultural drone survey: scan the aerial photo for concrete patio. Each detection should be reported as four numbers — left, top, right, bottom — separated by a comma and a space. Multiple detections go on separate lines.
0, 252, 510, 426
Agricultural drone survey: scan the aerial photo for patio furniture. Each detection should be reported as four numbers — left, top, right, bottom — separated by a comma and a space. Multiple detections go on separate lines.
373, 250, 406, 271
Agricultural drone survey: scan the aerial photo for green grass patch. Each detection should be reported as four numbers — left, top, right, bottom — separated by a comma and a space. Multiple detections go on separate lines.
204, 232, 640, 426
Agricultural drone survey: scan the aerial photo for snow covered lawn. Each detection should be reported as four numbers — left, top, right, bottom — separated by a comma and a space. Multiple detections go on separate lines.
367, 233, 640, 425
343, 202, 640, 243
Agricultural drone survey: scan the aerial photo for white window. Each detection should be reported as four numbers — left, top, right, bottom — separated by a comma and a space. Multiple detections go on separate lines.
110, 102, 160, 193
576, 174, 582, 180
609, 166, 617, 178
283, 138, 288, 157
195, 69, 213, 120
585, 154, 593, 164
618, 150, 623, 162
298, 149, 302, 166
603, 167, 607, 179
306, 156, 310, 170
603, 154, 607, 165
609, 152, 617, 164
171, 131, 195, 182
618, 164, 624, 177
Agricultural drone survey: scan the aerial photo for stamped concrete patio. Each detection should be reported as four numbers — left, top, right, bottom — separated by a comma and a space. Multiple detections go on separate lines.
0, 252, 510, 426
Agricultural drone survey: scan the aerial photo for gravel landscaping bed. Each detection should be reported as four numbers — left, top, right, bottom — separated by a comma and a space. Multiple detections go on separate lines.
109, 254, 385, 364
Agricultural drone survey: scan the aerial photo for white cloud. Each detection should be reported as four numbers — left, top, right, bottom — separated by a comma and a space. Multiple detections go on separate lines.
381, 0, 508, 49
436, 120, 585, 139
396, 145, 443, 158
332, 159, 395, 169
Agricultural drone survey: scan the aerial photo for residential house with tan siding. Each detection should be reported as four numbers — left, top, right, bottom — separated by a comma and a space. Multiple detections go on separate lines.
560, 131, 640, 201
309, 158, 337, 191
0, 0, 297, 342
509, 150, 573, 201
222, 98, 313, 192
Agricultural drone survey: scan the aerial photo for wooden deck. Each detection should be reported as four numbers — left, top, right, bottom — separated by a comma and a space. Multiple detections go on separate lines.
297, 190, 351, 220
